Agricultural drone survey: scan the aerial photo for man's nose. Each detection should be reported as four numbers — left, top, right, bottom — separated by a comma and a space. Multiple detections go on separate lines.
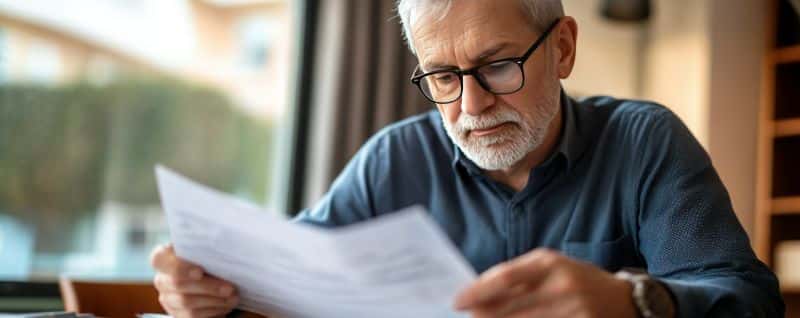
460, 76, 495, 116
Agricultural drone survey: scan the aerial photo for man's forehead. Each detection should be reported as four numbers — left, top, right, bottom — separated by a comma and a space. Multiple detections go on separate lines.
410, 0, 533, 70
419, 41, 516, 71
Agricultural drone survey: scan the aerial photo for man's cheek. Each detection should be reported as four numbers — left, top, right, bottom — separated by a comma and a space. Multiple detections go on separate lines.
437, 103, 458, 123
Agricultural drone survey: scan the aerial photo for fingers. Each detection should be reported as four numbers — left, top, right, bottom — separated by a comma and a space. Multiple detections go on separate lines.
454, 249, 560, 310
169, 305, 237, 318
468, 285, 537, 318
151, 244, 204, 280
470, 289, 577, 318
156, 278, 239, 318
151, 243, 239, 317
152, 244, 235, 297
160, 293, 239, 311
155, 272, 236, 297
503, 295, 582, 318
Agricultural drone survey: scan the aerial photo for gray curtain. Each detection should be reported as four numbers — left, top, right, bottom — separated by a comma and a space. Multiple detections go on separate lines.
301, 0, 430, 208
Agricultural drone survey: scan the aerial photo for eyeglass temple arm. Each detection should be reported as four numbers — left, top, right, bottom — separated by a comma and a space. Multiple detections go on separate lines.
520, 18, 562, 61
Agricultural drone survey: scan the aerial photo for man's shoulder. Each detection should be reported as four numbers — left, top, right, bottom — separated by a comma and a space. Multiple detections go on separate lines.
360, 109, 454, 161
376, 109, 442, 135
578, 95, 672, 122
367, 109, 446, 144
569, 95, 696, 167
576, 95, 680, 138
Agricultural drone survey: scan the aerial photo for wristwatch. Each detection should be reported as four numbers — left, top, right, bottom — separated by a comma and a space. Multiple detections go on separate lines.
615, 270, 676, 318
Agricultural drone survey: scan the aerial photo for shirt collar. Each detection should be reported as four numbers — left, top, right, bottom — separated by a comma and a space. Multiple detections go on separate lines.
450, 89, 589, 174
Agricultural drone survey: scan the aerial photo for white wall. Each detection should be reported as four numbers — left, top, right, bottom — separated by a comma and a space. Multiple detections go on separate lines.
562, 0, 641, 98
640, 0, 765, 236
564, 0, 765, 236
705, 0, 765, 237
641, 0, 711, 146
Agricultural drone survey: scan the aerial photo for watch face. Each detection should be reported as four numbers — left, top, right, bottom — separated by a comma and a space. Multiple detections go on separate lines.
641, 277, 676, 318
616, 271, 676, 318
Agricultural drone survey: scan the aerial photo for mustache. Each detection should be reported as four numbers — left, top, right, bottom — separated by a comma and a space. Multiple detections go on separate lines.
453, 109, 523, 131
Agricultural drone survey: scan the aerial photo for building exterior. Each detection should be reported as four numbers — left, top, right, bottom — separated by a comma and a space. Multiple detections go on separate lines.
0, 0, 294, 280
0, 0, 293, 118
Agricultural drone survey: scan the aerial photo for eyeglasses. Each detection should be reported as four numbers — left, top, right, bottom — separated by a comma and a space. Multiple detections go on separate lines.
410, 19, 560, 104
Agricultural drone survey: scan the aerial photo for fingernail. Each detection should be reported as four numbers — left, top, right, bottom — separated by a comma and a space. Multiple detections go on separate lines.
219, 285, 234, 297
453, 295, 469, 310
453, 289, 489, 310
189, 268, 203, 280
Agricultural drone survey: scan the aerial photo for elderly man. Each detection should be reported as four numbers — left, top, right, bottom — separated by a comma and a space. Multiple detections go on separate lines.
150, 0, 784, 317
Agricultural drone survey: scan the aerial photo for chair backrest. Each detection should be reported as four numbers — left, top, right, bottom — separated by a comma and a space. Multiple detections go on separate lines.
59, 277, 165, 317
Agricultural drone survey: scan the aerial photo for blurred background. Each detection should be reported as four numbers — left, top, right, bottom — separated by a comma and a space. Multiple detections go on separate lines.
0, 0, 299, 311
0, 0, 798, 314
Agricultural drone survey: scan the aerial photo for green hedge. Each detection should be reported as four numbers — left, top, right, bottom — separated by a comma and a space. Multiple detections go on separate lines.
0, 78, 273, 220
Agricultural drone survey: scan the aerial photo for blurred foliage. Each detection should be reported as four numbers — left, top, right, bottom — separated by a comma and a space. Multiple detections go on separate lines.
0, 77, 273, 222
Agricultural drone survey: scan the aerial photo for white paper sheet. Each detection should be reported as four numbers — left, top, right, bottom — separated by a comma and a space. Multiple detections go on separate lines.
155, 166, 476, 318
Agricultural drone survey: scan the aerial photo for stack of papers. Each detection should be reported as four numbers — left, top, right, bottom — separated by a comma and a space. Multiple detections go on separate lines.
156, 166, 476, 318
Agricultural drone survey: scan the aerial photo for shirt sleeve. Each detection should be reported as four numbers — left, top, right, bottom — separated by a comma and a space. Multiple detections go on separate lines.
635, 109, 784, 317
290, 134, 387, 227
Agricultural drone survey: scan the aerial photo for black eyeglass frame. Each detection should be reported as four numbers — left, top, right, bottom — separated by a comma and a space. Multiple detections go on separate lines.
410, 18, 561, 104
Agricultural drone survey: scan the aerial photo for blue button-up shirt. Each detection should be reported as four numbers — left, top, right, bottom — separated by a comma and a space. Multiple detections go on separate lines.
294, 92, 784, 317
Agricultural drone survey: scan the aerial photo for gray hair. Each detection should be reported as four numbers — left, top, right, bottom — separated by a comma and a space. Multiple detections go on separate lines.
396, 0, 565, 55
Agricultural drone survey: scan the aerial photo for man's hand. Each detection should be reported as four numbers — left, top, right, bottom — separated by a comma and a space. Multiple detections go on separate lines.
453, 248, 637, 318
151, 244, 239, 318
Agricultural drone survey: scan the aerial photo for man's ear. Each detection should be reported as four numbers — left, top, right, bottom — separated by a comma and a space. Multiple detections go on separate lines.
554, 16, 578, 79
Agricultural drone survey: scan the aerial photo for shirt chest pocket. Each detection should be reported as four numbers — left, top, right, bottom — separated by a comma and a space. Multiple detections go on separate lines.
561, 234, 641, 272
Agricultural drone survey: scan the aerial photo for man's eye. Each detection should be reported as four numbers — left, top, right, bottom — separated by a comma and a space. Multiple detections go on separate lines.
484, 62, 514, 73
434, 74, 456, 83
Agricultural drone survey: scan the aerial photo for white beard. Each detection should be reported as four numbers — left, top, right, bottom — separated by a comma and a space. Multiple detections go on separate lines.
442, 98, 558, 171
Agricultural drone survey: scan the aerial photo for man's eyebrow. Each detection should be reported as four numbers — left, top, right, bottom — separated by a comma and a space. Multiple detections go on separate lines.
423, 42, 512, 72
475, 43, 509, 62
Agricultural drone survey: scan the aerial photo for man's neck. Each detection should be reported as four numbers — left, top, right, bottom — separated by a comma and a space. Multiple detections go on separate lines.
485, 106, 563, 192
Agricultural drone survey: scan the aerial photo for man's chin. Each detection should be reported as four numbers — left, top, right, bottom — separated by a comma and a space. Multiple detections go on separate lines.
467, 153, 519, 171
460, 144, 520, 167
466, 136, 516, 148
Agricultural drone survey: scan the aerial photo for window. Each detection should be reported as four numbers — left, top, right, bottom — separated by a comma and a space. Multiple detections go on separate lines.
0, 28, 6, 83
86, 55, 116, 86
236, 16, 276, 71
0, 0, 300, 291
24, 40, 62, 83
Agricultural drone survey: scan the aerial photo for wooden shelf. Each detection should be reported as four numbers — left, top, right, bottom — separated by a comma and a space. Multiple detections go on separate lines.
774, 196, 800, 215
775, 119, 800, 137
774, 45, 800, 64
761, 2, 800, 315
784, 285, 800, 294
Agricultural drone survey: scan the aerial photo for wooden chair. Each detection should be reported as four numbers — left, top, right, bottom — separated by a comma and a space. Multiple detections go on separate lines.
59, 277, 165, 317
59, 277, 268, 318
